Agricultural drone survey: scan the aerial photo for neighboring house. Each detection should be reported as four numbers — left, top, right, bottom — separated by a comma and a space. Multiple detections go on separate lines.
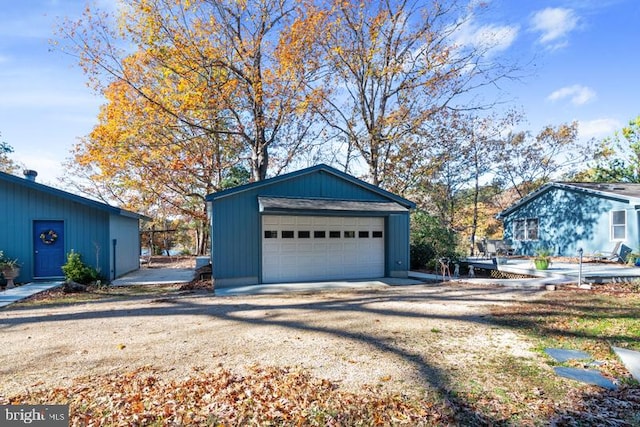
0, 170, 149, 283
497, 182, 640, 257
206, 164, 415, 287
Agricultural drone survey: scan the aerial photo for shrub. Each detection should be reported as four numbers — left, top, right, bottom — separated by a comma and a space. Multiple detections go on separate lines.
62, 250, 101, 285
410, 210, 460, 270
410, 242, 436, 270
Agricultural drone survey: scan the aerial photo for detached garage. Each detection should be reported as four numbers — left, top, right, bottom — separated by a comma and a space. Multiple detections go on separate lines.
206, 164, 415, 288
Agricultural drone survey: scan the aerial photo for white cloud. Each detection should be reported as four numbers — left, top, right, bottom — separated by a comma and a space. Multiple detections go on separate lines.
578, 118, 621, 139
530, 8, 579, 49
452, 16, 519, 56
547, 85, 596, 105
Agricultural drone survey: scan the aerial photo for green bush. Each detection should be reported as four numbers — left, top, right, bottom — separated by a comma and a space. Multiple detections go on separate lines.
61, 250, 101, 285
410, 210, 459, 270
410, 242, 436, 270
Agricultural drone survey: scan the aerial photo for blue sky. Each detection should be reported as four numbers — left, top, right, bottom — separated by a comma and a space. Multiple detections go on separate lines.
1, 0, 638, 186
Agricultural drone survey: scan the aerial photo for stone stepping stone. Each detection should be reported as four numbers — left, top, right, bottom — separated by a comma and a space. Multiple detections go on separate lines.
554, 367, 617, 390
612, 346, 640, 382
544, 348, 592, 363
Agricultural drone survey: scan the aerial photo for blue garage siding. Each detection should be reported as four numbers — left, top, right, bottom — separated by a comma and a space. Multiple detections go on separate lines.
503, 186, 638, 256
211, 194, 261, 286
387, 214, 410, 277
261, 170, 392, 201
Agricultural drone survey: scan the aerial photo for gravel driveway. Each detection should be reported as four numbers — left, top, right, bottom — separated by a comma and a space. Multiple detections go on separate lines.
0, 283, 542, 398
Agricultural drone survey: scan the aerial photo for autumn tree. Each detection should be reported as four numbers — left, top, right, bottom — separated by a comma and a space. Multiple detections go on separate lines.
64, 71, 246, 254
406, 111, 512, 255
57, 0, 329, 253
318, 0, 518, 188
577, 115, 640, 182
58, 0, 328, 182
491, 122, 585, 199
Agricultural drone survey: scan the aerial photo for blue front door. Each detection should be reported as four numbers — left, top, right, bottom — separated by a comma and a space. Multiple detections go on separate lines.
34, 220, 65, 278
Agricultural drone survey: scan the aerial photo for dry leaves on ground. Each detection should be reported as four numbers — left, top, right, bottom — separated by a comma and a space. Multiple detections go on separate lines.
2, 365, 455, 426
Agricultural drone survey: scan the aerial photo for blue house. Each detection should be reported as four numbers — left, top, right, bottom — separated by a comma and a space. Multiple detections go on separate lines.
206, 164, 415, 287
0, 170, 148, 283
497, 182, 640, 258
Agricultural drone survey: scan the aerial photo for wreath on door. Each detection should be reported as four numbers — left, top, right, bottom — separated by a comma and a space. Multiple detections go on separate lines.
40, 229, 58, 245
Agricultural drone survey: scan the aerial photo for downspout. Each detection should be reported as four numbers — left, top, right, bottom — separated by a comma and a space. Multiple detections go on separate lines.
112, 239, 117, 281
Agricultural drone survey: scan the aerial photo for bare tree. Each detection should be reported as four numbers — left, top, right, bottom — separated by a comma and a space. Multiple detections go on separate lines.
317, 0, 519, 188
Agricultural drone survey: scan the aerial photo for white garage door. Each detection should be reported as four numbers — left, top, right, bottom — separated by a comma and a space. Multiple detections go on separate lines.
262, 215, 385, 283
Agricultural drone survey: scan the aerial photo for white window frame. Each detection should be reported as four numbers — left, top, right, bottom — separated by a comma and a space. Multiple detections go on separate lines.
610, 210, 627, 241
513, 217, 539, 242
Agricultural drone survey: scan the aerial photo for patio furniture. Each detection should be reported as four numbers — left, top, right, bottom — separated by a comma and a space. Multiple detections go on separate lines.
476, 242, 488, 258
485, 241, 497, 257
484, 239, 514, 257
494, 240, 514, 256
586, 241, 623, 262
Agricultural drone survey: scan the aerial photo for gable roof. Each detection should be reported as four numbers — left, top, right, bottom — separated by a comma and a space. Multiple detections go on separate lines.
206, 164, 416, 209
497, 182, 640, 219
0, 171, 149, 220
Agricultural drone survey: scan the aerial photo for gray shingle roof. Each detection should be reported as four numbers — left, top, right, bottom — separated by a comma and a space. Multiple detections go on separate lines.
558, 182, 640, 199
258, 196, 409, 213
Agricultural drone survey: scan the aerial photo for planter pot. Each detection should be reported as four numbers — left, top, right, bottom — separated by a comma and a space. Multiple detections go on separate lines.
534, 259, 549, 270
2, 267, 20, 289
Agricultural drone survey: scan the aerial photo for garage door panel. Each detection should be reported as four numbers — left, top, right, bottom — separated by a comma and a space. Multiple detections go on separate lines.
262, 215, 385, 283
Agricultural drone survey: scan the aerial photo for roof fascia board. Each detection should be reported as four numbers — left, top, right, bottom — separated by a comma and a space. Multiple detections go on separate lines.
497, 182, 635, 220
562, 184, 637, 204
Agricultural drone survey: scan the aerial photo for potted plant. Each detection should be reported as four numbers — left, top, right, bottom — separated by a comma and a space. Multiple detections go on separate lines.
533, 248, 552, 270
0, 251, 21, 289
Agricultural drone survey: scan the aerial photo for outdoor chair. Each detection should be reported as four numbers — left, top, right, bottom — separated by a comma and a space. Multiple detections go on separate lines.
586, 241, 623, 262
476, 242, 488, 258
485, 241, 498, 257
495, 240, 515, 256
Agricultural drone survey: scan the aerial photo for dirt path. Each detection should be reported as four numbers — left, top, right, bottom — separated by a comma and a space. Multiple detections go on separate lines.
0, 283, 542, 398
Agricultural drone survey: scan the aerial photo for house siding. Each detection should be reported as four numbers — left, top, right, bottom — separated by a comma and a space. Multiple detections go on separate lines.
502, 186, 639, 256
109, 214, 142, 279
0, 173, 144, 284
208, 166, 413, 287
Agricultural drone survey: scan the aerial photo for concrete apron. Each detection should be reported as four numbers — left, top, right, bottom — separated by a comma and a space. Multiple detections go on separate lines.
215, 277, 425, 296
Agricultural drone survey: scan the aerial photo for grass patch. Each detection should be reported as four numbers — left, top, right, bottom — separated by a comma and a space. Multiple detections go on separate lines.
491, 288, 640, 359
9, 284, 188, 308
487, 286, 640, 425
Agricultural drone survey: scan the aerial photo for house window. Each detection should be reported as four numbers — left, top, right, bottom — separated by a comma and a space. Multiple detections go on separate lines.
264, 230, 277, 238
372, 231, 383, 238
329, 231, 341, 238
526, 218, 538, 240
282, 230, 294, 238
298, 231, 310, 238
314, 231, 326, 238
344, 231, 355, 238
611, 210, 626, 240
513, 218, 539, 241
358, 231, 369, 238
